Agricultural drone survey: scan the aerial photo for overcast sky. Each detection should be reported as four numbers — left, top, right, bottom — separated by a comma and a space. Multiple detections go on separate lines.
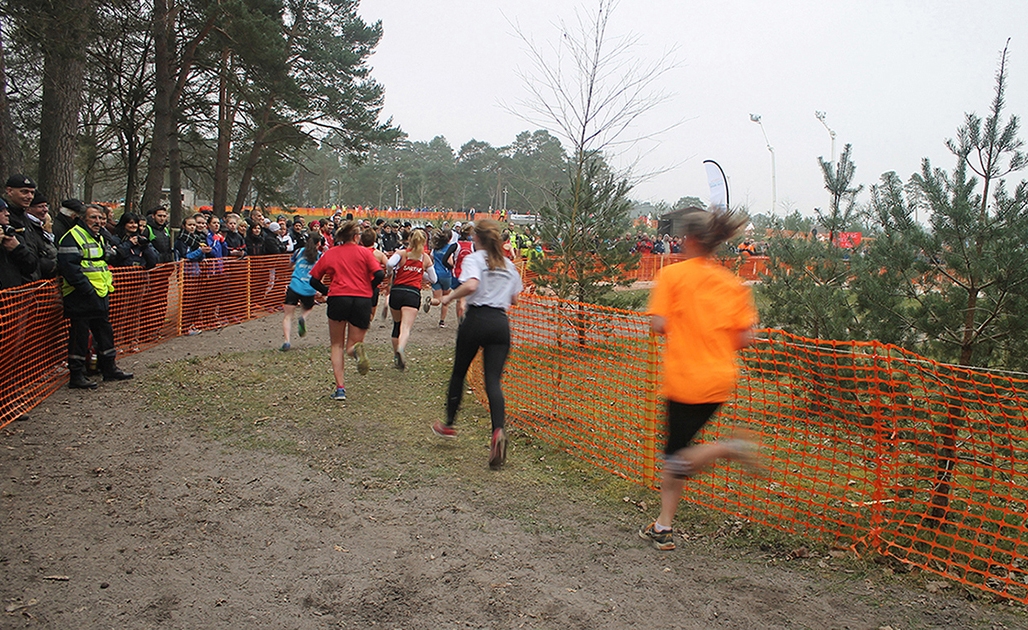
357, 0, 1027, 217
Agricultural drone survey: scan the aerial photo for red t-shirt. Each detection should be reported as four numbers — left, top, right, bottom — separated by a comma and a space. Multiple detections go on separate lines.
393, 253, 425, 289
309, 242, 380, 298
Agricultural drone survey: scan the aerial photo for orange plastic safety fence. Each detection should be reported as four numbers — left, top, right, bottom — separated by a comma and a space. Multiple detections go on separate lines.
626, 254, 769, 282
470, 294, 1028, 603
1, 254, 295, 427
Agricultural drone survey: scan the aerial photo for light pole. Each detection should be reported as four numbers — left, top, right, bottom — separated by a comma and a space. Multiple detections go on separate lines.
502, 187, 508, 212
394, 183, 399, 209
397, 172, 404, 208
749, 114, 776, 213
815, 110, 837, 163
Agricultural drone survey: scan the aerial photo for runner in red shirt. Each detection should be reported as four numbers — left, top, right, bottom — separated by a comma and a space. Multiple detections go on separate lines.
309, 221, 384, 401
386, 228, 437, 370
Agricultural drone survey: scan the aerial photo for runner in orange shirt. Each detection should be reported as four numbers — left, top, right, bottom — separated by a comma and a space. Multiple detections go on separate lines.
639, 207, 762, 551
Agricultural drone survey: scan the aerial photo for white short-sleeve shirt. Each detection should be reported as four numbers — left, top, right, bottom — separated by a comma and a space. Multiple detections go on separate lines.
459, 250, 522, 310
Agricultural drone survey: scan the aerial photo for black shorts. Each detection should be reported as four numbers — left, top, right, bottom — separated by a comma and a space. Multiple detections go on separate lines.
284, 287, 316, 310
663, 400, 722, 455
326, 296, 372, 329
388, 286, 421, 310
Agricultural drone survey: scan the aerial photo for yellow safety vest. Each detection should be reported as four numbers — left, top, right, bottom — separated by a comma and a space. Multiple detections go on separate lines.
60, 225, 115, 298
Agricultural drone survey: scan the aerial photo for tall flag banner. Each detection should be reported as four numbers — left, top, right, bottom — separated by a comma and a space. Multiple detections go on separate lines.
703, 159, 729, 210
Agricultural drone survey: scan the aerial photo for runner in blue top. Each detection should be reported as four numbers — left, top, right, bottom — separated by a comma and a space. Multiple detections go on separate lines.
281, 233, 323, 351
428, 230, 457, 327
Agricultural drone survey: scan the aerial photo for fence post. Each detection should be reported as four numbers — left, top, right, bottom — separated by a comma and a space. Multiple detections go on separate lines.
246, 257, 253, 322
642, 329, 661, 489
175, 262, 184, 336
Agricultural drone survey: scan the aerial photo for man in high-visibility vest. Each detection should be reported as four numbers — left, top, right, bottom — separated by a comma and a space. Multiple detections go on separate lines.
56, 203, 133, 389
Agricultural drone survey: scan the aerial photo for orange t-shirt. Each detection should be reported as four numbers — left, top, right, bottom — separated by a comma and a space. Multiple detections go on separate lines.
647, 257, 757, 404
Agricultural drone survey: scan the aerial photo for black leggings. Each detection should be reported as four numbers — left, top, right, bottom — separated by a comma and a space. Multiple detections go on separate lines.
446, 306, 510, 431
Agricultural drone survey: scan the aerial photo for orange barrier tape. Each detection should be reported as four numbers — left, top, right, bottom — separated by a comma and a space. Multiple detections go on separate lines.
469, 294, 1028, 603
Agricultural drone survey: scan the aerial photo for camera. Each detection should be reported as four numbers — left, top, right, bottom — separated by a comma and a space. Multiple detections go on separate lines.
2, 224, 21, 237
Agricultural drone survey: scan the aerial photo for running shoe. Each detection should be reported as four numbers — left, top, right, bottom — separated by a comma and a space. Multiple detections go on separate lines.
394, 350, 406, 371
353, 341, 370, 375
280, 342, 291, 352
432, 421, 457, 439
439, 320, 446, 328
488, 428, 507, 470
724, 436, 765, 477
422, 294, 432, 313
297, 316, 306, 337
639, 522, 675, 551
331, 387, 346, 401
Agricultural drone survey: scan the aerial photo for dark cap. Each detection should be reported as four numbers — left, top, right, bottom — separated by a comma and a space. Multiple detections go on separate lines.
30, 191, 47, 206
0, 198, 7, 210
61, 199, 86, 214
5, 174, 36, 189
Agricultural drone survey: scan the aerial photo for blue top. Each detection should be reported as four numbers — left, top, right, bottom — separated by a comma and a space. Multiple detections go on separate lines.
432, 246, 453, 280
289, 248, 320, 296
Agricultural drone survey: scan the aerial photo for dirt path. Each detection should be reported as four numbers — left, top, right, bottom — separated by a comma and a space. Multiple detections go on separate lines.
2, 311, 1022, 629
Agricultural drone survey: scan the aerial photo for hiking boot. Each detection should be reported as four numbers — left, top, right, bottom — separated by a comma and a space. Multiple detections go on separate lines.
432, 421, 456, 439
422, 294, 432, 313
639, 522, 675, 551
353, 341, 370, 375
280, 342, 291, 352
488, 428, 507, 470
103, 368, 134, 382
69, 372, 98, 390
297, 316, 306, 337
332, 387, 346, 401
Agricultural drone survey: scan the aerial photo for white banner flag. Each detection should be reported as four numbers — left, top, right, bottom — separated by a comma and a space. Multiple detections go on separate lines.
703, 160, 729, 210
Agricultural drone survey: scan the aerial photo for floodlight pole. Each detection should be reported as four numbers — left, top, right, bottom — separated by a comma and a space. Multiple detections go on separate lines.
750, 113, 776, 213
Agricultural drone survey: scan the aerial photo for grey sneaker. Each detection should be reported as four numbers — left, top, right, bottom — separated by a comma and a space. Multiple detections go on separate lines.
639, 522, 675, 551
353, 341, 370, 375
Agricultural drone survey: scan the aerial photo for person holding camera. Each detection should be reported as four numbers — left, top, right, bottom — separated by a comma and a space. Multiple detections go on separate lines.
0, 199, 38, 288
111, 213, 158, 269
56, 203, 133, 389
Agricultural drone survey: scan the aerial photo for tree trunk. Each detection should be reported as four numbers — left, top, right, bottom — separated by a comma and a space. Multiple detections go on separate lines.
232, 135, 265, 214
140, 0, 172, 213
0, 24, 24, 177
38, 0, 92, 204
168, 123, 183, 225
212, 48, 232, 215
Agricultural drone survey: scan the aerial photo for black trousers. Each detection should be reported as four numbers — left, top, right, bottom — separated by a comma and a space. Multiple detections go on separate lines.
446, 306, 510, 431
67, 315, 116, 374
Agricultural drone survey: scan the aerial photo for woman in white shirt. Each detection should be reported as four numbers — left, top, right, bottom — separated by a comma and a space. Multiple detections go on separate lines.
432, 218, 523, 470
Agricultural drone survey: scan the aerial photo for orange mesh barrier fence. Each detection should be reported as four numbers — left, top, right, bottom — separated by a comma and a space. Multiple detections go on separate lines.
469, 294, 1028, 603
623, 254, 768, 282
1, 255, 295, 427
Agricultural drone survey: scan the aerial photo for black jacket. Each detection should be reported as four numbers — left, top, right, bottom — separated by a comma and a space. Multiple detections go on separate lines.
9, 210, 57, 280
145, 219, 174, 263
0, 229, 39, 288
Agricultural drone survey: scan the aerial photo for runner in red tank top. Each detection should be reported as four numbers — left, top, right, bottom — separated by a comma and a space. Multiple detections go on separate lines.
386, 228, 437, 370
450, 224, 475, 322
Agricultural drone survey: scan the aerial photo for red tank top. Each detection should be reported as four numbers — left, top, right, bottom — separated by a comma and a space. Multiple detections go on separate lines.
453, 241, 474, 278
393, 252, 424, 289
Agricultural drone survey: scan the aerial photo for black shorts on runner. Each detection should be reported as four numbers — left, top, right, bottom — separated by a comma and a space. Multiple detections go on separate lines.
284, 287, 316, 310
326, 295, 372, 329
663, 400, 722, 456
388, 286, 421, 310
371, 286, 380, 308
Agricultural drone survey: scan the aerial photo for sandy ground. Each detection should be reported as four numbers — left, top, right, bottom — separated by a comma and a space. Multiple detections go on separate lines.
2, 310, 1023, 629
